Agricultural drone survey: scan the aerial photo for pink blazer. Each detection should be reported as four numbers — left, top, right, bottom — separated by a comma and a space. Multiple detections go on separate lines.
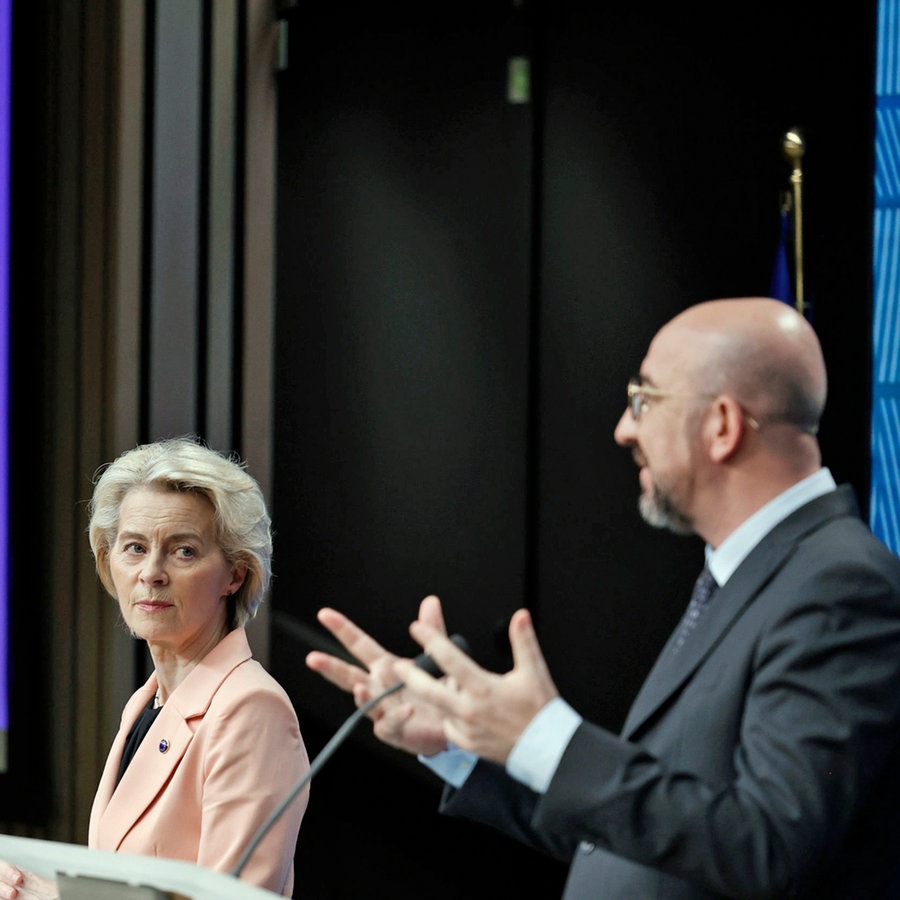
88, 628, 309, 897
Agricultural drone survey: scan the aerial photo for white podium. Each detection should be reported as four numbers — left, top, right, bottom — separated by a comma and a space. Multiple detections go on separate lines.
0, 834, 284, 899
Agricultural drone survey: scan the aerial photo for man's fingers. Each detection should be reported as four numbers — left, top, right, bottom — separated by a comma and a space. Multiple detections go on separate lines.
305, 651, 369, 694
396, 623, 488, 715
372, 701, 414, 738
507, 608, 551, 678
315, 606, 392, 668
393, 658, 452, 711
408, 621, 482, 684
418, 594, 448, 632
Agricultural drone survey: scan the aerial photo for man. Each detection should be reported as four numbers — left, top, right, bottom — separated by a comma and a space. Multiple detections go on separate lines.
307, 297, 900, 897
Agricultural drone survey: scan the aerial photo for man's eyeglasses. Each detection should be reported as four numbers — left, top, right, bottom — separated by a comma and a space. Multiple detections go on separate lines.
626, 377, 760, 430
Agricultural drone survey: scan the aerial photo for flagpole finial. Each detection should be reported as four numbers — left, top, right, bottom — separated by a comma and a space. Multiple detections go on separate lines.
780, 128, 805, 316
782, 128, 805, 166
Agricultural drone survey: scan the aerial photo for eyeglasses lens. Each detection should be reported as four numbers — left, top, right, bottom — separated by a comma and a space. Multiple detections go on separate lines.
628, 379, 643, 422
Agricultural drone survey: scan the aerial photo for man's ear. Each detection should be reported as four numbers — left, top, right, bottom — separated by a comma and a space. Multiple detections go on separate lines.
706, 395, 748, 463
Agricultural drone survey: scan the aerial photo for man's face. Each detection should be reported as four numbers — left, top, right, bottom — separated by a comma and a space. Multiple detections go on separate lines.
614, 331, 706, 535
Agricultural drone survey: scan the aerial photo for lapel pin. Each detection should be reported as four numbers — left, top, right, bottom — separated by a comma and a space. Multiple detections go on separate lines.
159, 739, 170, 753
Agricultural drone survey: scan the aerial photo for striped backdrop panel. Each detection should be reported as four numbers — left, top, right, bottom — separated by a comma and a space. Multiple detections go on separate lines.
872, 0, 900, 553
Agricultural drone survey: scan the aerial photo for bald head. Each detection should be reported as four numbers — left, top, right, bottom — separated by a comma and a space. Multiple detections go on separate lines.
654, 297, 827, 434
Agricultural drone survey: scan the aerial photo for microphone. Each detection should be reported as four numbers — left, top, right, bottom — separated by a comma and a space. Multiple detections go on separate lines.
230, 633, 472, 880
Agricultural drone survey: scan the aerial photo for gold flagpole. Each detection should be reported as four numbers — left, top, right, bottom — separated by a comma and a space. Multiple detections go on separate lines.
782, 128, 805, 316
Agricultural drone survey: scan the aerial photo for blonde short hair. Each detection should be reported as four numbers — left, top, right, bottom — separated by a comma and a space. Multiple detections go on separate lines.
87, 436, 272, 628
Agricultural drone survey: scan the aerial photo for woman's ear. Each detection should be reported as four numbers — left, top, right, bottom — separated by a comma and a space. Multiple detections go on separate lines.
227, 563, 248, 596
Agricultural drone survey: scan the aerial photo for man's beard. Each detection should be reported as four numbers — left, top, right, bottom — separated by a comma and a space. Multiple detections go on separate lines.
639, 482, 693, 535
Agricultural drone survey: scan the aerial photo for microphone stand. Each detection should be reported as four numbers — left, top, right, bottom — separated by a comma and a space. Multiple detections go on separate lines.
230, 681, 403, 879
231, 634, 471, 881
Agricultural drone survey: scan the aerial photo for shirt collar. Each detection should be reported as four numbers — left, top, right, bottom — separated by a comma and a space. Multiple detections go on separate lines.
706, 468, 837, 586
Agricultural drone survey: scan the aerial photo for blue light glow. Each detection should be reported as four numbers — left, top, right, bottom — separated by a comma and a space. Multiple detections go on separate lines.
872, 0, 900, 554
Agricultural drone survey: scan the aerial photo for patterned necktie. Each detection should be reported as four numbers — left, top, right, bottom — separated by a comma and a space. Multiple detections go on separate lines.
672, 567, 717, 653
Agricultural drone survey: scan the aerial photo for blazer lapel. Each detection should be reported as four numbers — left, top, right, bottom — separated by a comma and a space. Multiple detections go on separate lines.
90, 628, 253, 852
88, 678, 157, 847
621, 486, 859, 739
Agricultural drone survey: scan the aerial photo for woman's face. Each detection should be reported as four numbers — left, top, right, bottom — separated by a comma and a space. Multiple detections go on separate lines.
109, 486, 245, 655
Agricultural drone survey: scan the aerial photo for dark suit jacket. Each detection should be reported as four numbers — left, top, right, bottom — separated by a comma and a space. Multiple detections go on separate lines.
440, 486, 900, 898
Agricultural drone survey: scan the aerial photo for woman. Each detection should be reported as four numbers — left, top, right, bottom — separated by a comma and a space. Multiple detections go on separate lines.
0, 437, 309, 898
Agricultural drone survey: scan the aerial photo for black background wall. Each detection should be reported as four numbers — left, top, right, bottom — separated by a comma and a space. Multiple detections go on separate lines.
270, 3, 875, 897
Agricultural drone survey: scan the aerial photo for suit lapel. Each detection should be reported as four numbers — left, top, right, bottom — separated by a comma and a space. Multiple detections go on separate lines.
621, 486, 858, 739
620, 574, 757, 738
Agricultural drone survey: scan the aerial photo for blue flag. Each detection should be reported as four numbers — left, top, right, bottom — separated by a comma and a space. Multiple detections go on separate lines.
769, 205, 794, 306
